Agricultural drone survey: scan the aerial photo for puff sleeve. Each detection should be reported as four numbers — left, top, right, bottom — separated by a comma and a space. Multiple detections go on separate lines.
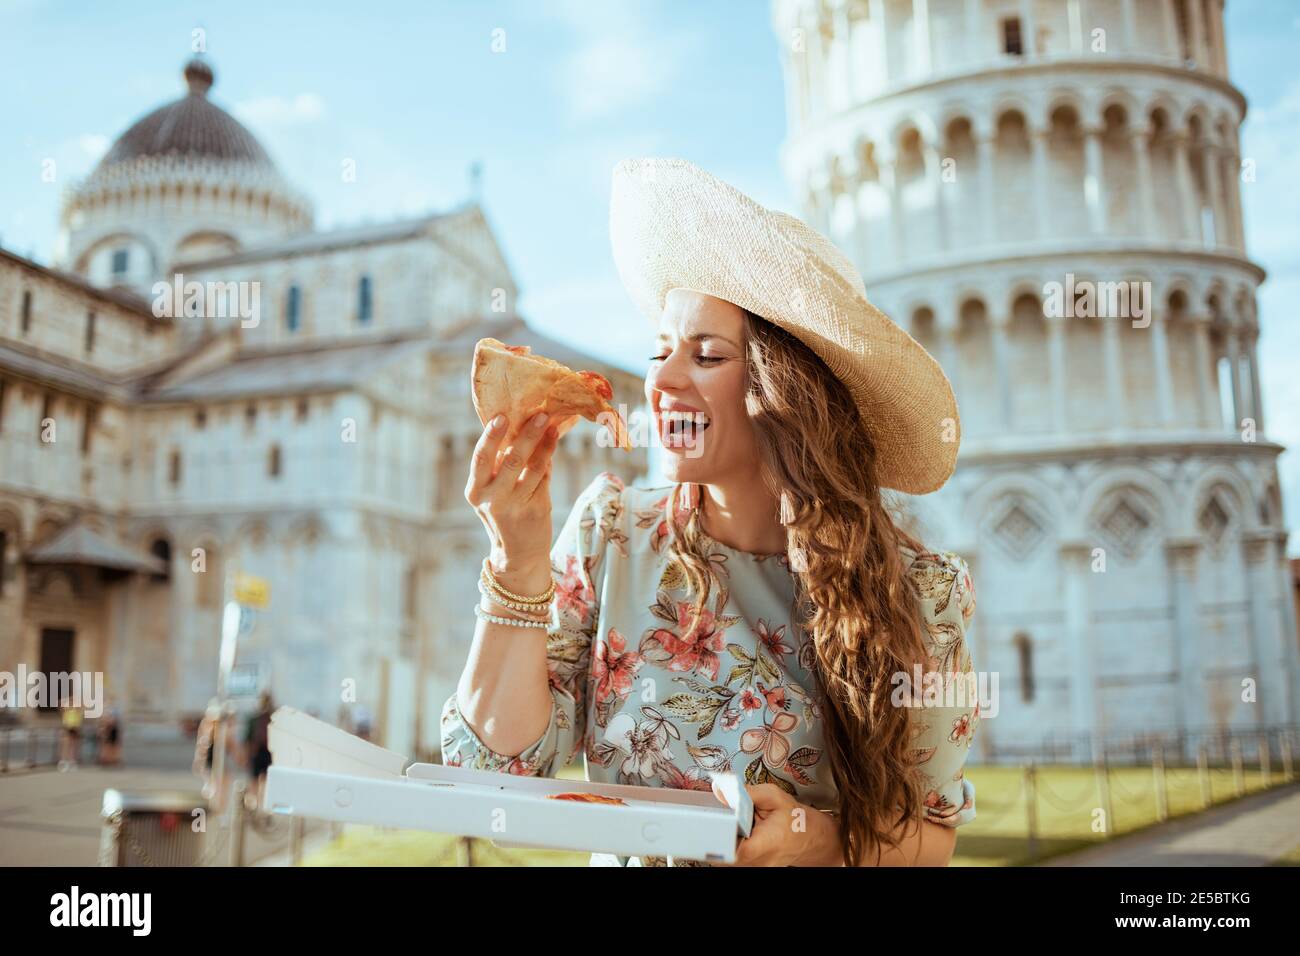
904, 550, 979, 828
440, 471, 624, 777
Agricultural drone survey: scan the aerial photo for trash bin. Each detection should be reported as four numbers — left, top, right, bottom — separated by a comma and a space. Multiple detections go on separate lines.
99, 789, 208, 867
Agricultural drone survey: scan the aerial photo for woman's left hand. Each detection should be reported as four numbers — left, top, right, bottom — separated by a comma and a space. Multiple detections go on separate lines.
711, 781, 839, 867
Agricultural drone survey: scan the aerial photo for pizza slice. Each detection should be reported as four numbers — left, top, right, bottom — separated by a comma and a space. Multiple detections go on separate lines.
471, 337, 632, 450
545, 791, 629, 806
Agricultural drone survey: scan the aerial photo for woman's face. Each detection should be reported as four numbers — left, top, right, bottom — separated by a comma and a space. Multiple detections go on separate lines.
645, 289, 762, 485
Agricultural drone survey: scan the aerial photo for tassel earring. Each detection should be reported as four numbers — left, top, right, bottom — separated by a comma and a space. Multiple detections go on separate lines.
779, 489, 796, 526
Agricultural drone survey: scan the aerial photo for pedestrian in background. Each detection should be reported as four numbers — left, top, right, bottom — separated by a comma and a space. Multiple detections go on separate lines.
243, 691, 275, 810
58, 696, 82, 771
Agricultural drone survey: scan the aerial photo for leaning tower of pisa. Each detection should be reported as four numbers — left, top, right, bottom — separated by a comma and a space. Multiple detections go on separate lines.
772, 0, 1299, 759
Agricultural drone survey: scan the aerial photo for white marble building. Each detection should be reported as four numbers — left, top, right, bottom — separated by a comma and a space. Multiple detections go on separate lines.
772, 0, 1299, 758
0, 59, 648, 755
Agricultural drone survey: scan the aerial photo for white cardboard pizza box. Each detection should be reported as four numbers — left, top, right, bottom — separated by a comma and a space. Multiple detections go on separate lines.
264, 707, 754, 863
268, 706, 407, 780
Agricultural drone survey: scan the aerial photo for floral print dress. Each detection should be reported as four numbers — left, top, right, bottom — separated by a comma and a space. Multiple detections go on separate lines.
441, 472, 980, 866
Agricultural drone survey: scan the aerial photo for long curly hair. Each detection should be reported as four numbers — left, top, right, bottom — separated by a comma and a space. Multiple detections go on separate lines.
663, 310, 935, 866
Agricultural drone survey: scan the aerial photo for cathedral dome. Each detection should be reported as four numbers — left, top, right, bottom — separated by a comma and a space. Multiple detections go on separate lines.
96, 58, 274, 171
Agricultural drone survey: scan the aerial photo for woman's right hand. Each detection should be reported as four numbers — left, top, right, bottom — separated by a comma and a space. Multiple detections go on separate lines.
464, 411, 561, 589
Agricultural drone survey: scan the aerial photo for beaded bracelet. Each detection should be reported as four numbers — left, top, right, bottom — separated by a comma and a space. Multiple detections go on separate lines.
481, 557, 555, 605
477, 578, 554, 618
473, 603, 551, 629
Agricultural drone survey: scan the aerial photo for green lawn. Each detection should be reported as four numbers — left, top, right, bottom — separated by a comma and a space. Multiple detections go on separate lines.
951, 764, 1279, 866
300, 762, 1290, 867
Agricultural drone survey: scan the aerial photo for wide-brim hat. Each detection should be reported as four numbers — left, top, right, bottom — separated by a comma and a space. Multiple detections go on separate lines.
609, 157, 960, 496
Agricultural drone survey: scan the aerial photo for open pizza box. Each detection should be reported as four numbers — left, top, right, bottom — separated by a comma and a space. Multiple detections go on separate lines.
264, 707, 754, 863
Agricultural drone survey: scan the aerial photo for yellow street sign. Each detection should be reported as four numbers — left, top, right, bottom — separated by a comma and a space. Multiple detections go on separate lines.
233, 573, 270, 609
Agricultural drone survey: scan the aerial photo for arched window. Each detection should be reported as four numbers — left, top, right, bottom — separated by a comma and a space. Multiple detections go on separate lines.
268, 444, 282, 478
1013, 632, 1034, 703
285, 284, 301, 332
150, 537, 172, 582
358, 275, 373, 324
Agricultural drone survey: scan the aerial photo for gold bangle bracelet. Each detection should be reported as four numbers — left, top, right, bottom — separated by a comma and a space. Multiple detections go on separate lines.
477, 581, 553, 619
481, 557, 555, 604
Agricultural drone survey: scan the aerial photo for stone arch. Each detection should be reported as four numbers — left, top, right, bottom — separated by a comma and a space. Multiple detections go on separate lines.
1086, 482, 1168, 563
966, 472, 1063, 543
1096, 89, 1139, 130
1184, 464, 1255, 537
907, 304, 938, 352
1182, 101, 1214, 141
1043, 89, 1088, 132
1076, 467, 1173, 548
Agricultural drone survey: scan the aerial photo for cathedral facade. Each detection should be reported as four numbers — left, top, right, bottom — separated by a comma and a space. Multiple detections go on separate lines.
772, 0, 1299, 758
0, 59, 648, 756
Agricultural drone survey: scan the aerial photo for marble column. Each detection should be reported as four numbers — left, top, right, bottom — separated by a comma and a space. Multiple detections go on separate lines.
936, 311, 963, 408
924, 140, 950, 253
1103, 311, 1126, 430
808, 13, 827, 120
1150, 311, 1175, 425
1201, 143, 1224, 247
1187, 0, 1206, 68
990, 312, 1014, 429
1224, 148, 1245, 249
1046, 312, 1068, 433
878, 149, 906, 267
1060, 541, 1099, 761
836, 2, 855, 107
1274, 529, 1300, 726
1243, 534, 1288, 726
1030, 126, 1051, 240
1191, 314, 1216, 429
870, 0, 890, 84
976, 129, 998, 245
1225, 324, 1244, 433
1162, 0, 1180, 58
1120, 0, 1138, 53
1172, 133, 1201, 241
1245, 329, 1264, 435
964, 0, 981, 65
1019, 0, 1038, 58
1083, 125, 1106, 234
1068, 0, 1084, 54
912, 0, 932, 76
1131, 127, 1157, 237
1165, 538, 1204, 738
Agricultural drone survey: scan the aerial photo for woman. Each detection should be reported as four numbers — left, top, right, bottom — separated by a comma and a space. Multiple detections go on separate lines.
444, 158, 979, 867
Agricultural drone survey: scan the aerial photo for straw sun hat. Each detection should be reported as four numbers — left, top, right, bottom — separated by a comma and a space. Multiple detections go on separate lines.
609, 157, 960, 496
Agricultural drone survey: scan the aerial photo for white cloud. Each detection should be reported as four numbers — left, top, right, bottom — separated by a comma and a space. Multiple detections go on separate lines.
549, 1, 699, 122
77, 133, 109, 161
234, 93, 326, 127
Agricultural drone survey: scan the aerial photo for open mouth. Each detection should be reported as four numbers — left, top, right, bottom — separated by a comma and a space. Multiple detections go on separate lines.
659, 410, 711, 449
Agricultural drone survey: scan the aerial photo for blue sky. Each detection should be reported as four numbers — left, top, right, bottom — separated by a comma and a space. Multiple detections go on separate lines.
1, 0, 1298, 553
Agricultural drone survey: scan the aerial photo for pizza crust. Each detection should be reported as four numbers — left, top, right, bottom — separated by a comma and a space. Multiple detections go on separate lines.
471, 338, 631, 449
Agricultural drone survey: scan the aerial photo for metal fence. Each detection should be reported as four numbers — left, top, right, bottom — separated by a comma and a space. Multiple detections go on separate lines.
0, 724, 104, 771
978, 723, 1300, 768
967, 724, 1300, 863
